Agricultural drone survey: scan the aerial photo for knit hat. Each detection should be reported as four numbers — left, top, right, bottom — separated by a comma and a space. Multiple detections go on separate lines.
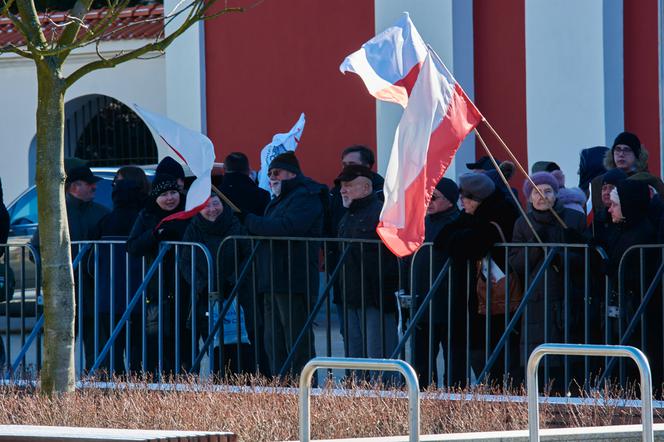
156, 156, 185, 181
616, 180, 650, 224
612, 131, 641, 158
268, 151, 301, 175
435, 177, 459, 205
466, 156, 499, 171
150, 174, 180, 198
601, 168, 628, 186
531, 161, 560, 173
458, 173, 495, 202
523, 171, 560, 200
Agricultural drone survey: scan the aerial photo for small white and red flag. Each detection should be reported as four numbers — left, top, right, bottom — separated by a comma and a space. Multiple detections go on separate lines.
339, 12, 427, 108
586, 182, 594, 226
376, 51, 483, 257
134, 104, 216, 223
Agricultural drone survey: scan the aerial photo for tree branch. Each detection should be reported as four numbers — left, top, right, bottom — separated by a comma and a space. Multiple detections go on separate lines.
15, 0, 48, 52
55, 0, 94, 65
0, 43, 35, 59
64, 6, 242, 88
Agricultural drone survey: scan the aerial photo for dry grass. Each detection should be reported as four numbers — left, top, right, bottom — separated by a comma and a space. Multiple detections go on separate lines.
0, 374, 661, 441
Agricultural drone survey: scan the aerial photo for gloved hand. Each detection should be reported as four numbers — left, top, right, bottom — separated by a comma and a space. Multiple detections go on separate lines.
154, 224, 180, 241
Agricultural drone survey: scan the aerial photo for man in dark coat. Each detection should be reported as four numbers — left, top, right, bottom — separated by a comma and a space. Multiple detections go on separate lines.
411, 177, 461, 387
434, 173, 521, 385
592, 169, 627, 248
334, 165, 399, 376
243, 151, 326, 377
219, 152, 270, 216
30, 163, 109, 371
328, 145, 384, 236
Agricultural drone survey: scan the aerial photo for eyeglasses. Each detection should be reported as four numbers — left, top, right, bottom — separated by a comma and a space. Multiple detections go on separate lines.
268, 169, 283, 178
614, 146, 634, 155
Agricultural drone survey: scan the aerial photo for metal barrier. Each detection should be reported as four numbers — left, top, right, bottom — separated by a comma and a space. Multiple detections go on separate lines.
298, 357, 419, 442
527, 344, 653, 442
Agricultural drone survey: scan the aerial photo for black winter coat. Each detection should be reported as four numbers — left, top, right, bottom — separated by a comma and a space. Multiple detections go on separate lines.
337, 193, 398, 312
218, 172, 271, 216
180, 205, 249, 294
244, 175, 326, 296
127, 199, 190, 302
509, 202, 587, 359
411, 207, 460, 324
328, 172, 384, 236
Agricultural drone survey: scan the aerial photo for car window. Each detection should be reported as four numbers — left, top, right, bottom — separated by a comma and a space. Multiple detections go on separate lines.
8, 187, 38, 226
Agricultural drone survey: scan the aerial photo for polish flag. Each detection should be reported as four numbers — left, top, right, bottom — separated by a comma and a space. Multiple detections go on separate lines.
586, 182, 594, 226
377, 51, 483, 257
339, 12, 427, 108
134, 104, 216, 224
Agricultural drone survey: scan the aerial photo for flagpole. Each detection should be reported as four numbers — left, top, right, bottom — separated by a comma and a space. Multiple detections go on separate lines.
212, 184, 241, 213
480, 119, 568, 229
474, 129, 544, 243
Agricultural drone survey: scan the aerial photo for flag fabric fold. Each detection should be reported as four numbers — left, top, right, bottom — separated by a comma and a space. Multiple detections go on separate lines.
257, 113, 306, 191
134, 104, 216, 223
339, 12, 427, 108
376, 51, 483, 257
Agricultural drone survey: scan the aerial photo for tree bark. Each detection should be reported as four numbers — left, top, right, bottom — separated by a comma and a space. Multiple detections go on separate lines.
34, 59, 75, 394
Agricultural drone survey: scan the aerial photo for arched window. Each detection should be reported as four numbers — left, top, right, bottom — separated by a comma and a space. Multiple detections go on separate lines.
66, 95, 158, 166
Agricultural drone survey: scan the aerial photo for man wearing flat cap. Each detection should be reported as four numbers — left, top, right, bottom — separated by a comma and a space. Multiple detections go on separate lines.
334, 165, 399, 376
243, 151, 328, 377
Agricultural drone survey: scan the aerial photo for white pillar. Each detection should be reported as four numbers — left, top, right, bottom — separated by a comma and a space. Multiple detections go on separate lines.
525, 0, 618, 186
164, 0, 207, 134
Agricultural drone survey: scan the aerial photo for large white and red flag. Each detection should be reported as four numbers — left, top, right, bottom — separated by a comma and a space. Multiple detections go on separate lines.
134, 104, 216, 223
339, 12, 427, 108
376, 51, 483, 257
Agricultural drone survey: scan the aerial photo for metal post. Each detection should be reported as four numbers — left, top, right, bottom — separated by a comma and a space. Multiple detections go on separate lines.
527, 344, 653, 442
299, 357, 419, 442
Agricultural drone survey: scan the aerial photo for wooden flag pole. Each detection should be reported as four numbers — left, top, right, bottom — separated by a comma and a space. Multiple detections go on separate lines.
480, 119, 568, 230
474, 128, 544, 244
211, 184, 241, 213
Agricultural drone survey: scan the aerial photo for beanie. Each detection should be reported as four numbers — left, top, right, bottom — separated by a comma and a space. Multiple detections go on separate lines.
523, 172, 560, 201
602, 168, 628, 186
224, 152, 250, 173
156, 156, 185, 181
458, 173, 495, 202
150, 174, 180, 199
435, 177, 459, 205
269, 151, 301, 175
612, 131, 642, 159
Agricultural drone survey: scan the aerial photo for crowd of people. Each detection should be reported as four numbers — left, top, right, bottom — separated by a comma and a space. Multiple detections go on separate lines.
2, 130, 664, 391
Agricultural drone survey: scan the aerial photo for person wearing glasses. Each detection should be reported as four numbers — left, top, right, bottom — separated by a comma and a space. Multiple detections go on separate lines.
242, 151, 327, 378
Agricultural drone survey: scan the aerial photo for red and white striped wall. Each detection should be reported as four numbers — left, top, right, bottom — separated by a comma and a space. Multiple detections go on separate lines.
164, 0, 663, 192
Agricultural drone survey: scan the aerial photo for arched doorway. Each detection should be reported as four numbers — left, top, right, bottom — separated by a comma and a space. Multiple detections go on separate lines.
65, 94, 158, 167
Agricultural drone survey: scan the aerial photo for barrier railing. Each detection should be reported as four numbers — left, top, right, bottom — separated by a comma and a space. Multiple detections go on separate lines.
298, 357, 419, 442
527, 344, 653, 442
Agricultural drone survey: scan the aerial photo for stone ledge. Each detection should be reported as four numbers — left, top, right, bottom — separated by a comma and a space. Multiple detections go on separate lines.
0, 425, 236, 441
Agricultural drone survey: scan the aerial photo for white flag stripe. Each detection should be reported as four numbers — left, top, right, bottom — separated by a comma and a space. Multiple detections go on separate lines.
258, 113, 306, 192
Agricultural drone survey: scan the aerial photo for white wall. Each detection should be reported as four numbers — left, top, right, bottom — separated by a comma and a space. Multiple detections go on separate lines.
0, 41, 166, 203
525, 0, 617, 187
164, 0, 206, 134
374, 0, 475, 182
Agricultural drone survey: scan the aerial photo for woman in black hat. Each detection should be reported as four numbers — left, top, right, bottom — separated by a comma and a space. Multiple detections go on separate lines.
127, 174, 191, 376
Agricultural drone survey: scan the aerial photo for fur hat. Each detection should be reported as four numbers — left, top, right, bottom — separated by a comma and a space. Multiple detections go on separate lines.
150, 174, 180, 199
435, 177, 459, 205
612, 131, 642, 159
458, 173, 495, 202
269, 151, 301, 175
523, 172, 560, 200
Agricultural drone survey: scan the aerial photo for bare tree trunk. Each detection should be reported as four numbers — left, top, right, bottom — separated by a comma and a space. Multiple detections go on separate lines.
34, 60, 75, 394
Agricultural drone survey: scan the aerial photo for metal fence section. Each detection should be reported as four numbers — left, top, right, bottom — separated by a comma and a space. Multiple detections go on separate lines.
527, 344, 653, 442
298, 357, 419, 442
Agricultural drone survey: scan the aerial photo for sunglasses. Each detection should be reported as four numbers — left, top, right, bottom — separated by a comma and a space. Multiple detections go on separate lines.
267, 169, 284, 178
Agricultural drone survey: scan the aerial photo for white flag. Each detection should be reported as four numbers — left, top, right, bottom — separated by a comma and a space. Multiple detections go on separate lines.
134, 104, 216, 218
258, 113, 306, 192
